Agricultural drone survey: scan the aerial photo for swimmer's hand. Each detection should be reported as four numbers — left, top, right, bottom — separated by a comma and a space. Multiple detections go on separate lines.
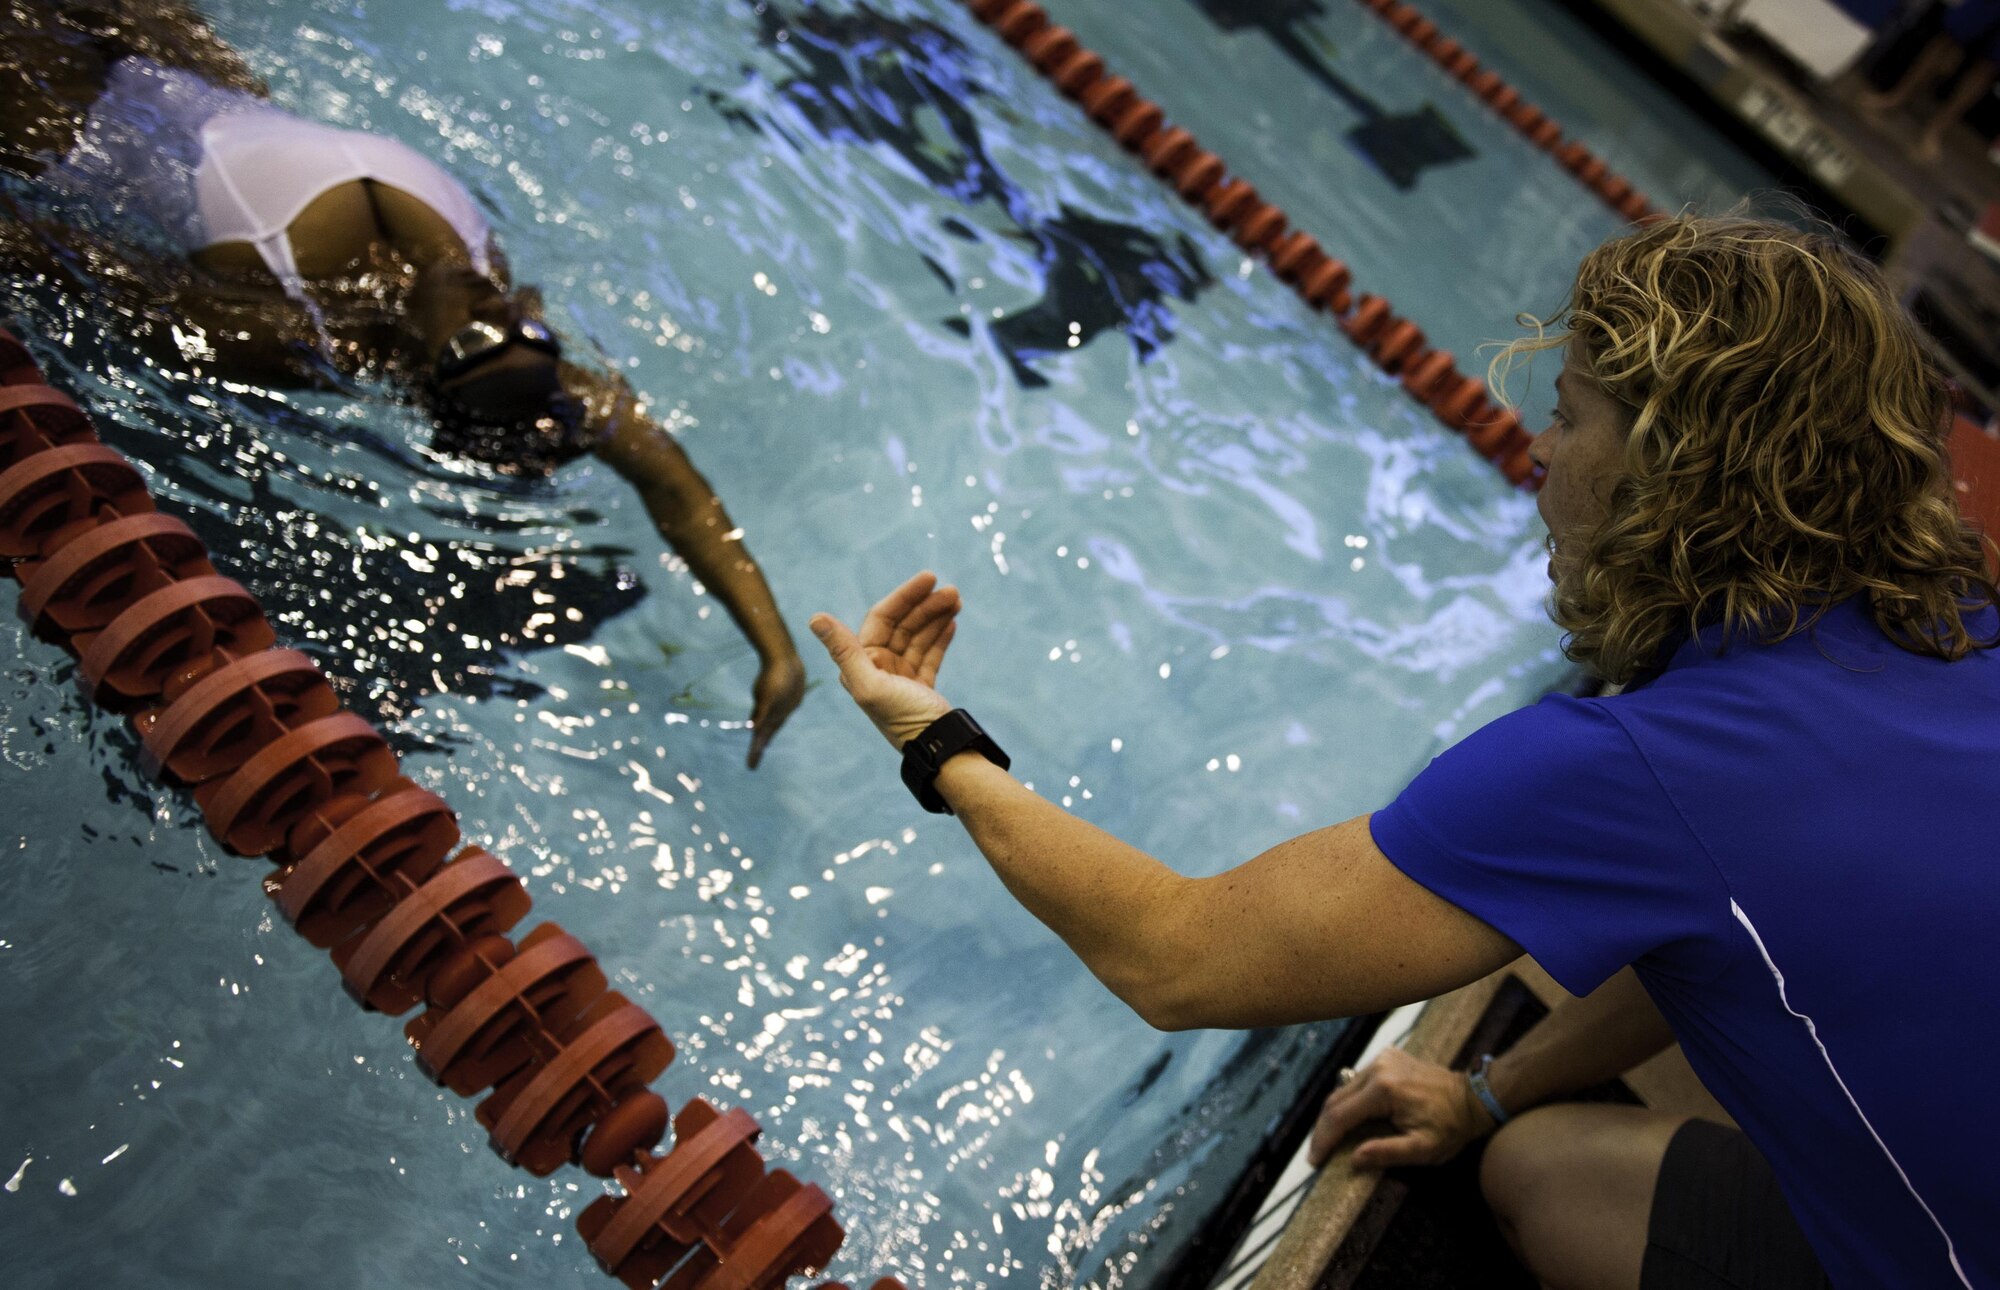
747, 651, 807, 770
1306, 1047, 1495, 1172
809, 571, 960, 750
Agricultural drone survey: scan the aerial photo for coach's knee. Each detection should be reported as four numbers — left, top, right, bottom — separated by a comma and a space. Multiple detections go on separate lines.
1479, 1105, 1572, 1225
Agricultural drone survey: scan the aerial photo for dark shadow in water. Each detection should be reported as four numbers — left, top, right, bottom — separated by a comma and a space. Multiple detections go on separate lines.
942, 208, 1211, 388
709, 1, 1216, 385
1070, 1024, 1346, 1285
38, 362, 651, 726
1186, 0, 1474, 189
1121, 1047, 1175, 1107
176, 468, 641, 728
720, 1, 1014, 208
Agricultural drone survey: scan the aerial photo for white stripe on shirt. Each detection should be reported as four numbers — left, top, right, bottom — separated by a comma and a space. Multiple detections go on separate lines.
1729, 899, 1971, 1289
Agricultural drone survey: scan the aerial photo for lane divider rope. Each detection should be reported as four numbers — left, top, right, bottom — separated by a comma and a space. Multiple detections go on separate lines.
1353, 0, 1661, 224
0, 323, 906, 1290
962, 0, 1668, 488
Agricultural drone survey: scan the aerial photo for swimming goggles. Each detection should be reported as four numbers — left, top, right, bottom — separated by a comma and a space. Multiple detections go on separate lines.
434, 315, 563, 383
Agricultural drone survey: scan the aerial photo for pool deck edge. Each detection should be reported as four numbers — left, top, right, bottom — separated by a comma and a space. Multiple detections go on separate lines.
1246, 974, 1505, 1290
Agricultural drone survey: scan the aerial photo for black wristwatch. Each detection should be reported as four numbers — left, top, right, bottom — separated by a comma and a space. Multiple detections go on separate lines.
900, 709, 1010, 815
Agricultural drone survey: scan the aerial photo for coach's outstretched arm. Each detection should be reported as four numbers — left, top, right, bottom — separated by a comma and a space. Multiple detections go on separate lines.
810, 572, 1521, 1030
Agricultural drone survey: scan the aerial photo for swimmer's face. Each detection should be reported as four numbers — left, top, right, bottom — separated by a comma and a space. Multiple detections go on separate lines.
434, 341, 564, 421
1528, 347, 1632, 587
423, 349, 583, 475
413, 264, 549, 363
433, 312, 564, 431
412, 263, 565, 423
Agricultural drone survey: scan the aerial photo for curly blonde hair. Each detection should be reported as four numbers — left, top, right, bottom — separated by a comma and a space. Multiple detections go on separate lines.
1494, 211, 1998, 685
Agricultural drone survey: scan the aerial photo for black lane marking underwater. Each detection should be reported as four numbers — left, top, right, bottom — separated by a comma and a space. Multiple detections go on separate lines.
710, 0, 1213, 386
1186, 0, 1474, 189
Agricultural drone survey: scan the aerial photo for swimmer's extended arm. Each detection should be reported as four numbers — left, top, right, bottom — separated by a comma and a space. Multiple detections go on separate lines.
582, 371, 806, 769
810, 573, 1523, 1029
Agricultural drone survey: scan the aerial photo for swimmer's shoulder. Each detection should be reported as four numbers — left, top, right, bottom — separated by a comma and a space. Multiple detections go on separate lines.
558, 359, 642, 453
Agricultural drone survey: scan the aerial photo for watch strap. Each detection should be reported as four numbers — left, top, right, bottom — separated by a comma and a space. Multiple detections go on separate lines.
1468, 1053, 1511, 1127
900, 709, 1010, 814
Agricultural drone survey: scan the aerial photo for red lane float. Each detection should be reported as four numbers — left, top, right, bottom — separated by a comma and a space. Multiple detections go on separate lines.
1051, 48, 1103, 96
0, 384, 96, 458
1268, 231, 1325, 282
1022, 24, 1077, 70
1300, 258, 1354, 314
0, 325, 902, 1290
484, 996, 674, 1175
0, 330, 41, 386
579, 1101, 840, 1290
406, 922, 604, 1095
956, 2, 1544, 489
75, 574, 275, 708
1111, 98, 1165, 149
1203, 178, 1258, 229
135, 647, 338, 783
994, 1, 1046, 44
1401, 349, 1457, 402
1173, 150, 1227, 201
275, 776, 460, 946
1370, 319, 1426, 373
1080, 74, 1136, 123
16, 511, 207, 634
1233, 203, 1288, 251
0, 441, 154, 562
333, 846, 533, 1014
193, 708, 397, 854
1353, 0, 1658, 224
1341, 294, 1391, 345
1142, 126, 1198, 176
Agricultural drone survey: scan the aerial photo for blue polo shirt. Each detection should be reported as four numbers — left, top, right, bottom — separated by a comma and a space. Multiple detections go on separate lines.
1372, 598, 2000, 1289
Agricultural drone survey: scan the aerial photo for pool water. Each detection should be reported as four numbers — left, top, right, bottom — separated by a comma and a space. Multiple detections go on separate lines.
0, 0, 1777, 1285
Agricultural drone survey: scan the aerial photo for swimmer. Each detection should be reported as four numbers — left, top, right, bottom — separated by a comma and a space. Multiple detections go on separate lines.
0, 0, 805, 767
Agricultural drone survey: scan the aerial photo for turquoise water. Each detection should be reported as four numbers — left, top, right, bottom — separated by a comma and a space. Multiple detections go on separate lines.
0, 0, 1776, 1285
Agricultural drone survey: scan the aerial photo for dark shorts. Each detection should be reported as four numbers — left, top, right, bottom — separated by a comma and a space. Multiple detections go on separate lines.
1641, 1119, 1833, 1290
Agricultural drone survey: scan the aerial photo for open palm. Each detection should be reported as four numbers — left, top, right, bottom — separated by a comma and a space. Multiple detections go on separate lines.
810, 571, 961, 748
